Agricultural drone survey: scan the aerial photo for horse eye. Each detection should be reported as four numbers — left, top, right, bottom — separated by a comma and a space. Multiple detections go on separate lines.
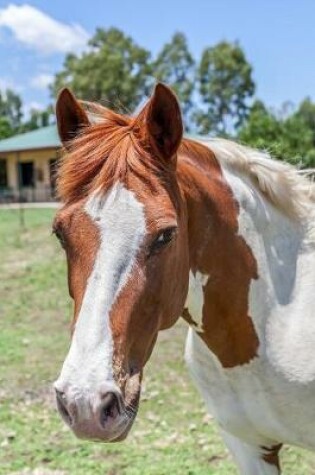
150, 227, 177, 255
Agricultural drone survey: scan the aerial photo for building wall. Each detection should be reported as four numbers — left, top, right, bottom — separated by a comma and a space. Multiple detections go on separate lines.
1, 147, 60, 201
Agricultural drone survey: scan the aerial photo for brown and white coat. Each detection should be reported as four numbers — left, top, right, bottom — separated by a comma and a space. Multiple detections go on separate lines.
53, 85, 315, 474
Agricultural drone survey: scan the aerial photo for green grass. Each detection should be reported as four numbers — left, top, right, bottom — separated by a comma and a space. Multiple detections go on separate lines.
0, 209, 314, 474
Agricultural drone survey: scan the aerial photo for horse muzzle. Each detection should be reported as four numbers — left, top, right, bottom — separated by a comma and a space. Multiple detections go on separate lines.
54, 383, 136, 442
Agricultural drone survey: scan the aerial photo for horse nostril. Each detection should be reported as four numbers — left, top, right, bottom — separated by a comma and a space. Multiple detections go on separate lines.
99, 392, 121, 428
55, 389, 73, 426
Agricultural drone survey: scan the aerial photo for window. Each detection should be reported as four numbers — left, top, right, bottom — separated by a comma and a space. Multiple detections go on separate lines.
0, 159, 7, 187
19, 162, 34, 187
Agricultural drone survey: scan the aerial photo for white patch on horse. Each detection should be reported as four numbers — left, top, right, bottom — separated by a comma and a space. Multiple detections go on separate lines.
185, 271, 209, 332
185, 142, 315, 456
55, 183, 146, 409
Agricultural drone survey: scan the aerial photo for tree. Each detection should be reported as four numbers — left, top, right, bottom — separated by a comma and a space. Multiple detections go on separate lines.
20, 105, 55, 133
0, 88, 22, 130
0, 117, 13, 139
282, 116, 313, 166
51, 28, 152, 112
153, 32, 195, 130
0, 85, 55, 136
294, 98, 315, 147
282, 100, 315, 167
195, 41, 255, 135
238, 99, 315, 168
238, 100, 283, 152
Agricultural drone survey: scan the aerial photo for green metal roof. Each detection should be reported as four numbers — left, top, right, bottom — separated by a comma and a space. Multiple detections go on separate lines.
0, 125, 60, 153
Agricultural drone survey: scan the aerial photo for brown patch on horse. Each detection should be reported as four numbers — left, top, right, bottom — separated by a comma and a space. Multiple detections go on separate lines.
53, 201, 100, 328
178, 140, 259, 368
262, 444, 282, 471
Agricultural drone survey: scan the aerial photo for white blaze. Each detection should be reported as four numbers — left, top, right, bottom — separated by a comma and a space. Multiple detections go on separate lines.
56, 183, 146, 402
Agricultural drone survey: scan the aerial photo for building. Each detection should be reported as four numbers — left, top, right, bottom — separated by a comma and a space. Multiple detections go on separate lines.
0, 125, 61, 202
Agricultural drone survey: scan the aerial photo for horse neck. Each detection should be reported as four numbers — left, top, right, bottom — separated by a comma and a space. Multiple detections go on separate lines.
178, 145, 309, 297
223, 167, 315, 381
177, 146, 313, 367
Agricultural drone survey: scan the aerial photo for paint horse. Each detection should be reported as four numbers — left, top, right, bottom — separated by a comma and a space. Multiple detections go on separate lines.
53, 84, 315, 474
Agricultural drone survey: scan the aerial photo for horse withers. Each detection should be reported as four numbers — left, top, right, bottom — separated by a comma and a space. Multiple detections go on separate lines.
53, 83, 315, 474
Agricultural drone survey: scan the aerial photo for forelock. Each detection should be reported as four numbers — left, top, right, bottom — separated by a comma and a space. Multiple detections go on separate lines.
57, 102, 171, 204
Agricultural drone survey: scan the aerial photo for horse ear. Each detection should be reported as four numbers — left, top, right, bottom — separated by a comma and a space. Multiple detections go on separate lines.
145, 83, 183, 159
56, 88, 90, 149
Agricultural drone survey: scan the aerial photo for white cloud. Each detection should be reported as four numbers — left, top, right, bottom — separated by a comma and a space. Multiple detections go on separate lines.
0, 4, 89, 54
0, 77, 24, 93
31, 73, 54, 90
28, 101, 44, 110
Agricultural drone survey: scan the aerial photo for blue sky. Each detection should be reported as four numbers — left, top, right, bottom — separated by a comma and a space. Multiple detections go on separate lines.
1, 0, 315, 116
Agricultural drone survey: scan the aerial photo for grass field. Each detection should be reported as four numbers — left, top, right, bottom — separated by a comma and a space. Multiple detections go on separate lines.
0, 209, 315, 475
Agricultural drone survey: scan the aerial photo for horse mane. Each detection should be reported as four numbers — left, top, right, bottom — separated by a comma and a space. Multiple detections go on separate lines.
57, 101, 170, 203
198, 138, 315, 221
